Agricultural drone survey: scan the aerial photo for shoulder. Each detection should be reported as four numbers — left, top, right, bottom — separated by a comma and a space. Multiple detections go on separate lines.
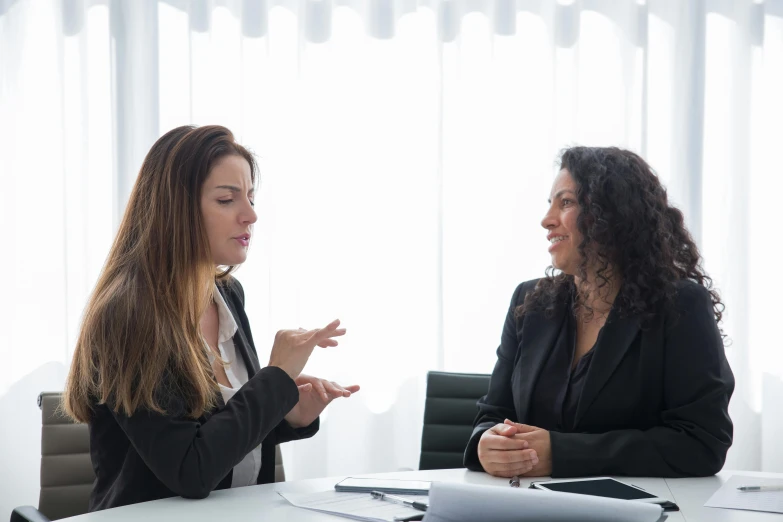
217, 275, 245, 307
663, 279, 718, 332
511, 278, 541, 305
671, 279, 713, 311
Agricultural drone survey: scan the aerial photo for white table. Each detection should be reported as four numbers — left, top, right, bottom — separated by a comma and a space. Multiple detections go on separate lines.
63, 469, 783, 521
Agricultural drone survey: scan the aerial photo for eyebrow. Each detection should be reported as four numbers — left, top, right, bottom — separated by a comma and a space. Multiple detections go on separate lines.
214, 185, 254, 195
548, 189, 575, 204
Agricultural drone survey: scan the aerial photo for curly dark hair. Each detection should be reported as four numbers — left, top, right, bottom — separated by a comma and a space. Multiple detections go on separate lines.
517, 146, 724, 328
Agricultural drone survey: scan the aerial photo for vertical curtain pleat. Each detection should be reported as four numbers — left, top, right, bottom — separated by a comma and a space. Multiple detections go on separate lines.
1, 0, 782, 516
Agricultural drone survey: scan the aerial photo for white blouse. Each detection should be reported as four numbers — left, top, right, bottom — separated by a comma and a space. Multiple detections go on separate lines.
204, 285, 262, 488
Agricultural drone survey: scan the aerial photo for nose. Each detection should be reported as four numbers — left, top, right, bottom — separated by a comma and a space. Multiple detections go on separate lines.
241, 201, 258, 225
541, 205, 558, 230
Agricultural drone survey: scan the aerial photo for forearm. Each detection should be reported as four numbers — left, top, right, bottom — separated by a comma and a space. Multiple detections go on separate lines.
116, 366, 299, 498
550, 424, 730, 478
274, 416, 320, 444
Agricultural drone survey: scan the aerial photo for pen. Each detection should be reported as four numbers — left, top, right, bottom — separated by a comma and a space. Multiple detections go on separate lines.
370, 491, 429, 512
509, 476, 521, 488
737, 485, 783, 492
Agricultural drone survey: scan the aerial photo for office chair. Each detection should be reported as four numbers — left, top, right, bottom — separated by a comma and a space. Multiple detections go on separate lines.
10, 393, 286, 522
9, 392, 91, 522
418, 371, 491, 470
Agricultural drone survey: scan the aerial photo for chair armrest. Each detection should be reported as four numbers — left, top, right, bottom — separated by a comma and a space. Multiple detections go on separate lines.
10, 506, 51, 522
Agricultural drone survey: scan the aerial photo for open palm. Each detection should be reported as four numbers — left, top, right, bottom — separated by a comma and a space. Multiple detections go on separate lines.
284, 374, 360, 428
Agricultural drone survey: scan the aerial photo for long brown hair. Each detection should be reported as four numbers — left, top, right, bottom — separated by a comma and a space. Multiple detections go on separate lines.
64, 125, 257, 422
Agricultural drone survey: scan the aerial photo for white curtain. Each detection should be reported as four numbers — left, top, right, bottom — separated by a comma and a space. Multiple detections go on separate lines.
2, 0, 782, 515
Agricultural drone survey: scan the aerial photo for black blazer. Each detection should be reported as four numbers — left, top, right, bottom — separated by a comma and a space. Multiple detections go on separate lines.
464, 278, 735, 478
88, 278, 318, 511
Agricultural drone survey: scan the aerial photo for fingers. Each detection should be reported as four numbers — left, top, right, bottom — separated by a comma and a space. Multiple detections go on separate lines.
485, 449, 539, 466
489, 463, 539, 478
313, 378, 330, 402
297, 383, 313, 393
323, 380, 360, 398
489, 423, 519, 438
481, 449, 540, 477
297, 319, 347, 349
322, 380, 350, 398
482, 433, 531, 451
478, 425, 541, 477
503, 419, 540, 434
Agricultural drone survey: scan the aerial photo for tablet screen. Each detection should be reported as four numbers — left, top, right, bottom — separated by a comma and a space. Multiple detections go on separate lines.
536, 478, 658, 500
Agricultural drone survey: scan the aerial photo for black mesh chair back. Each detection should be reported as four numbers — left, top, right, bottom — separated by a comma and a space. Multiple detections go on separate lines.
418, 371, 491, 470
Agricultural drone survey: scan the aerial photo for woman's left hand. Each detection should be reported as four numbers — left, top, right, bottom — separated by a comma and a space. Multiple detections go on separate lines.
504, 419, 553, 477
284, 374, 360, 428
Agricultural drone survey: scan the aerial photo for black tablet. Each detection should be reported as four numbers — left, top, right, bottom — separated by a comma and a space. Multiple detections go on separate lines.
530, 477, 679, 511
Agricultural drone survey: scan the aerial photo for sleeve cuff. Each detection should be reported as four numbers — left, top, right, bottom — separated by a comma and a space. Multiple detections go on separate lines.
276, 416, 320, 443
550, 431, 596, 478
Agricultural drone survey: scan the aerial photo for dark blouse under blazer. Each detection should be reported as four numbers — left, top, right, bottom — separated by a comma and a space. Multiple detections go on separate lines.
88, 278, 318, 511
464, 278, 735, 478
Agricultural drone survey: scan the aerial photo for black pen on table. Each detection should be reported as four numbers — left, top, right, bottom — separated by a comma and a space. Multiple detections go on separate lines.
509, 475, 521, 488
737, 485, 783, 492
370, 491, 429, 512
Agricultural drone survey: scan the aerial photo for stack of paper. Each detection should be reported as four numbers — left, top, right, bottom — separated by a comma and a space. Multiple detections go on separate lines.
422, 482, 665, 522
280, 482, 665, 522
704, 475, 783, 514
279, 490, 428, 522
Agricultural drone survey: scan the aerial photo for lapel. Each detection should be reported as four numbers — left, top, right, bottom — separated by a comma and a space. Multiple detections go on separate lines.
574, 304, 640, 427
515, 303, 568, 423
232, 326, 261, 375
216, 283, 262, 376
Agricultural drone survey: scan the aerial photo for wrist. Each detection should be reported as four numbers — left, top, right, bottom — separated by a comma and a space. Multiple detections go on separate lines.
284, 411, 306, 429
269, 363, 297, 380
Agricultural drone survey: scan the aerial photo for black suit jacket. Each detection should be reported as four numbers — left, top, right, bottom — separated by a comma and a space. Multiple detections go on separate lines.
88, 278, 318, 511
464, 278, 735, 478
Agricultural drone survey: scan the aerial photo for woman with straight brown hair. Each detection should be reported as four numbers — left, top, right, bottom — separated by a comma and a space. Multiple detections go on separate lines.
63, 125, 358, 510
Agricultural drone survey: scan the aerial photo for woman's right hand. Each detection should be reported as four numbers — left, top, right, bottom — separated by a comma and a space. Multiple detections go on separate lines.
268, 319, 346, 379
477, 423, 539, 478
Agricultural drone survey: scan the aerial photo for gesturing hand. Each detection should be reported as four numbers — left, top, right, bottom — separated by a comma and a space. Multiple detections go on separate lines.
477, 422, 540, 478
284, 374, 360, 428
268, 319, 346, 379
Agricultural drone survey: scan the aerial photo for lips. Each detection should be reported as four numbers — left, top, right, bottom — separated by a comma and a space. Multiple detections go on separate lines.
234, 234, 251, 247
547, 234, 567, 252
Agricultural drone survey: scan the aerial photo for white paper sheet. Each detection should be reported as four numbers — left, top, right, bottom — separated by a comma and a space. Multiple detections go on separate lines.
704, 475, 783, 514
421, 482, 666, 522
279, 490, 428, 522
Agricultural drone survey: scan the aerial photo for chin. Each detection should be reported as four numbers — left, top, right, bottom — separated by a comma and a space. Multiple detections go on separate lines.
551, 259, 574, 276
215, 254, 247, 266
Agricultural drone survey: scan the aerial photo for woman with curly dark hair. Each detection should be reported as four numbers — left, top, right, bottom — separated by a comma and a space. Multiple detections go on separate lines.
464, 146, 734, 478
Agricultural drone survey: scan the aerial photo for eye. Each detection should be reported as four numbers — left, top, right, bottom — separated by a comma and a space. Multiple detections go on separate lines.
249, 199, 255, 207
218, 199, 233, 205
561, 198, 573, 207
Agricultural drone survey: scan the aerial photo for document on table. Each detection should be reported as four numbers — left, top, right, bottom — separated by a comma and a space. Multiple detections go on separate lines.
279, 490, 427, 522
421, 482, 666, 522
280, 483, 665, 522
704, 475, 783, 514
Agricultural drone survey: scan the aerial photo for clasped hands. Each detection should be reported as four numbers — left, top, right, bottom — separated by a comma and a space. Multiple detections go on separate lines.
269, 319, 360, 429
477, 419, 552, 478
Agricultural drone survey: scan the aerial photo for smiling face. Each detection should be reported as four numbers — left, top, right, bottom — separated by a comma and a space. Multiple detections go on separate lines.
200, 154, 257, 266
541, 168, 583, 275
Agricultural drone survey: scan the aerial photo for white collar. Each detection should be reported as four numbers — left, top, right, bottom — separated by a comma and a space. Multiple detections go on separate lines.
213, 284, 239, 344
